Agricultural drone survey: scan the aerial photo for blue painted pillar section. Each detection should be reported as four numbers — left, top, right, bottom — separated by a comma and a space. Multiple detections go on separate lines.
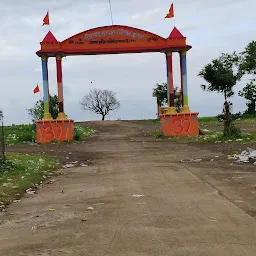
41, 57, 51, 119
181, 51, 189, 107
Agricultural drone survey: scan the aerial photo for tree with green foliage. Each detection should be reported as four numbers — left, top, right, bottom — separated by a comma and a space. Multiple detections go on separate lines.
174, 87, 182, 113
27, 95, 59, 121
238, 41, 256, 115
238, 80, 256, 116
199, 53, 241, 137
239, 41, 256, 75
153, 83, 168, 107
153, 83, 182, 116
199, 52, 241, 100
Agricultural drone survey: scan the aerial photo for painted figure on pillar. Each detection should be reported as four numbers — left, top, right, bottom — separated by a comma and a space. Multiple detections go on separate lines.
35, 23, 199, 143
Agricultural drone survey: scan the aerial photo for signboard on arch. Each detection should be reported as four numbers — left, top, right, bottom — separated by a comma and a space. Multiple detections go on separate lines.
59, 25, 167, 54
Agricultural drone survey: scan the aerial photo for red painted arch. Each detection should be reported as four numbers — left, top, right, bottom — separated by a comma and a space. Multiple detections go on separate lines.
36, 25, 191, 57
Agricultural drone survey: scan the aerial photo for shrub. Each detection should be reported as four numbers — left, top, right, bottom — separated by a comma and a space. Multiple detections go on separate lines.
73, 127, 81, 141
19, 131, 35, 143
150, 130, 162, 138
223, 123, 242, 138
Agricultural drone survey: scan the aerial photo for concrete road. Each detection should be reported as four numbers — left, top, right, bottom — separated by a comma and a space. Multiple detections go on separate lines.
0, 121, 256, 255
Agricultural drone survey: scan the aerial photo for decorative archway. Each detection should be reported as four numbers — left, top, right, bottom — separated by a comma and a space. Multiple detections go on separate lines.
35, 25, 199, 143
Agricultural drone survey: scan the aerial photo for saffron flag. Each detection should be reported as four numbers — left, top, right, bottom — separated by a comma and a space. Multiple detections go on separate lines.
34, 84, 40, 94
42, 11, 50, 26
165, 3, 174, 18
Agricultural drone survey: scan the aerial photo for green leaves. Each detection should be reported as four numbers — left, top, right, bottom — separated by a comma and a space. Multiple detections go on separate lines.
198, 53, 239, 99
240, 41, 256, 75
238, 80, 256, 115
199, 39, 256, 116
238, 41, 256, 115
153, 83, 168, 106
153, 83, 182, 112
27, 95, 59, 121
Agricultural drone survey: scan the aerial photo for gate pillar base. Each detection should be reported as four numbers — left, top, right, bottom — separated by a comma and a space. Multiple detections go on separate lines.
160, 112, 199, 136
35, 119, 74, 143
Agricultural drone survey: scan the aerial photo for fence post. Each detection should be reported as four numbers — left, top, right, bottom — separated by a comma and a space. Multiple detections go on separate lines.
0, 111, 6, 163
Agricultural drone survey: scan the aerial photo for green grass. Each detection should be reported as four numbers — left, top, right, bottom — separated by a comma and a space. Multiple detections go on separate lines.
188, 129, 256, 143
150, 130, 162, 138
149, 128, 256, 143
199, 115, 256, 125
151, 119, 161, 124
0, 153, 59, 206
3, 124, 95, 145
242, 114, 256, 120
74, 125, 96, 140
198, 116, 219, 123
4, 124, 36, 145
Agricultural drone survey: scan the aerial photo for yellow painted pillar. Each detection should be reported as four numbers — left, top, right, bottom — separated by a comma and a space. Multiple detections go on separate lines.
180, 50, 190, 113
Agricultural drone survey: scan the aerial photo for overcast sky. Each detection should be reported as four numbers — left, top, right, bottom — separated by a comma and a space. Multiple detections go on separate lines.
0, 0, 255, 125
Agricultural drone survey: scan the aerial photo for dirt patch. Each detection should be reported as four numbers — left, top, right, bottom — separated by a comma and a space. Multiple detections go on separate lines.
7, 143, 95, 168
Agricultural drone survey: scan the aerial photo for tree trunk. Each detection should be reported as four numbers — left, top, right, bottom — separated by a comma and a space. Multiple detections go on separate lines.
157, 104, 161, 118
223, 101, 232, 137
102, 115, 105, 121
253, 100, 256, 116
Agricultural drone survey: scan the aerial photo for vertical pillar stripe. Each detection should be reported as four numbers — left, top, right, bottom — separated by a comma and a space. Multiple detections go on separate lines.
181, 52, 189, 106
179, 52, 184, 106
41, 57, 50, 114
167, 52, 175, 107
56, 56, 64, 114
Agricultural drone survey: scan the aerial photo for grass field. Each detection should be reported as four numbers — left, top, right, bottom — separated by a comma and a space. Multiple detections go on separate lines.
0, 153, 59, 206
199, 115, 256, 124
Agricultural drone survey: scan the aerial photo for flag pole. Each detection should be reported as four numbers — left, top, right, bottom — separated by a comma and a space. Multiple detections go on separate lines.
48, 9, 50, 31
108, 0, 114, 25
38, 82, 42, 100
173, 3, 176, 27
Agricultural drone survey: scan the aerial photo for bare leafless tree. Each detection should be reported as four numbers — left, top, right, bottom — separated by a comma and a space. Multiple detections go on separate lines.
80, 89, 120, 120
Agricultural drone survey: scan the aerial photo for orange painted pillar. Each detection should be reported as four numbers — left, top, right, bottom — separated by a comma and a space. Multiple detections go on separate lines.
56, 55, 67, 119
166, 51, 176, 113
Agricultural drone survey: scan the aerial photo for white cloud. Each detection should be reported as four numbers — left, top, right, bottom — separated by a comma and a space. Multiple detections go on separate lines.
0, 0, 255, 124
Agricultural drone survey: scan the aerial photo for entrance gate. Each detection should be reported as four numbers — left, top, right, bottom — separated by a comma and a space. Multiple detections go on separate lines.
36, 25, 199, 143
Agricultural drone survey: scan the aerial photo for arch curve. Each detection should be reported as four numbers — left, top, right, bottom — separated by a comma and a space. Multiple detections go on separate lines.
37, 25, 190, 56
59, 25, 167, 55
